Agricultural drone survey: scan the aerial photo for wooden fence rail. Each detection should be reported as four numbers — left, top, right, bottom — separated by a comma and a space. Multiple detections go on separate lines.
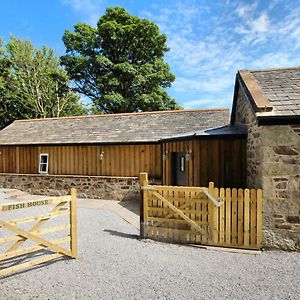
0, 189, 77, 277
140, 173, 263, 250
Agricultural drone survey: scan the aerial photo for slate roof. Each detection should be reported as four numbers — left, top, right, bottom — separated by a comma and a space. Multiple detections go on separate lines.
231, 67, 300, 124
251, 68, 300, 116
0, 109, 230, 145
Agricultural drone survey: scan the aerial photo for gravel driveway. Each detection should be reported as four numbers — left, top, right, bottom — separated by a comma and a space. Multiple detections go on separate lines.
0, 203, 300, 299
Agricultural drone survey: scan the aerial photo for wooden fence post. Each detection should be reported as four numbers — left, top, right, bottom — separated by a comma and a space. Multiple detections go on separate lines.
139, 173, 148, 239
70, 188, 77, 258
208, 182, 218, 244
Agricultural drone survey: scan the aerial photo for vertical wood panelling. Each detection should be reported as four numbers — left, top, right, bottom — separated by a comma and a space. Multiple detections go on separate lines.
0, 139, 245, 187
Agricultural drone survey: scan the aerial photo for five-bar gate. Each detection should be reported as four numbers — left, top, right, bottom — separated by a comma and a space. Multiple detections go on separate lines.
0, 189, 77, 277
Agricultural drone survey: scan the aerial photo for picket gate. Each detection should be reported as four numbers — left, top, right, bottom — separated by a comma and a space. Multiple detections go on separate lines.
140, 173, 263, 250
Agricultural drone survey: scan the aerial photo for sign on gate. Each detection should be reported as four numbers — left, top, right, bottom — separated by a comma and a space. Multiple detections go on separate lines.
0, 189, 77, 277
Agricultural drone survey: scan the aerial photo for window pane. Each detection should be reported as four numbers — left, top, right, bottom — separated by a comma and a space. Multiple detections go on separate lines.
180, 156, 185, 172
40, 164, 47, 172
41, 155, 48, 163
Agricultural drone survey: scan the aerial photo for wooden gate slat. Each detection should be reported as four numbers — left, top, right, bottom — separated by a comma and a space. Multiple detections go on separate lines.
225, 188, 231, 245
257, 190, 263, 248
237, 189, 244, 245
0, 253, 63, 277
219, 188, 225, 244
244, 189, 250, 247
250, 189, 257, 247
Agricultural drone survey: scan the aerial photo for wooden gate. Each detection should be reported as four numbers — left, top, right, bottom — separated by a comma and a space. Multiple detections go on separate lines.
140, 173, 263, 250
0, 189, 77, 276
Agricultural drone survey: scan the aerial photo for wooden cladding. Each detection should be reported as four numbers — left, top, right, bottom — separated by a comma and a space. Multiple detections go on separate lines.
0, 137, 246, 187
0, 144, 161, 178
162, 138, 246, 188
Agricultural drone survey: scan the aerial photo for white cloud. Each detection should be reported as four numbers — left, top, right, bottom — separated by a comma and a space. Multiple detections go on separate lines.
181, 97, 231, 109
236, 2, 258, 18
62, 0, 300, 109
251, 13, 269, 33
62, 0, 104, 25
251, 52, 300, 70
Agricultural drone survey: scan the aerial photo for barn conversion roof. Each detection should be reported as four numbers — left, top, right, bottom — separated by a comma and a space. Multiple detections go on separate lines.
0, 109, 229, 145
232, 67, 300, 124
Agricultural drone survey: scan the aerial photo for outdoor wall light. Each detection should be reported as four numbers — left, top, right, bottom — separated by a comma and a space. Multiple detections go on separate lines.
100, 151, 104, 160
185, 149, 192, 161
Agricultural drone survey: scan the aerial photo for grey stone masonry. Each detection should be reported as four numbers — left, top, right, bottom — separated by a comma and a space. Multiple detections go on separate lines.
0, 173, 142, 201
235, 85, 300, 251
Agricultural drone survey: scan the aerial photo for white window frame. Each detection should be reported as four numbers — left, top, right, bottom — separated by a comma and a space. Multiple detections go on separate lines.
39, 153, 49, 174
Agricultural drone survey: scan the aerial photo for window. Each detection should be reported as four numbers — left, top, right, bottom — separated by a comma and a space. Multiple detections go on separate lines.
39, 154, 49, 173
180, 156, 185, 172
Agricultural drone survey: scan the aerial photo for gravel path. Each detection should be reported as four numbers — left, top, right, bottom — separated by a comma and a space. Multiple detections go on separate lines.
0, 205, 300, 299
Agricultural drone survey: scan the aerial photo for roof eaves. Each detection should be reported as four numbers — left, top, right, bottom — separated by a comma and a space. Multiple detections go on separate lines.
238, 70, 273, 112
256, 114, 300, 125
160, 124, 248, 142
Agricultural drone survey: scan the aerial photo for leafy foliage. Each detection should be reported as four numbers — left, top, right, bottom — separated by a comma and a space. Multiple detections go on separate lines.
61, 7, 180, 113
0, 37, 86, 129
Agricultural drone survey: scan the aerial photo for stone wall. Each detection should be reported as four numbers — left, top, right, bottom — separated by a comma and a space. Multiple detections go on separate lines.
235, 87, 300, 251
260, 125, 300, 250
0, 173, 142, 201
235, 88, 263, 189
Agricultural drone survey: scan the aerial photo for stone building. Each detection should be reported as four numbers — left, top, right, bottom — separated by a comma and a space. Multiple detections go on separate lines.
231, 67, 300, 251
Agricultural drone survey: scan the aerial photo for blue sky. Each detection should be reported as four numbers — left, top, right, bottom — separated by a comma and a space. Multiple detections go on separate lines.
1, 0, 300, 110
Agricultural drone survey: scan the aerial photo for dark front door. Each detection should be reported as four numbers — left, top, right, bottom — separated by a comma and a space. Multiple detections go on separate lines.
172, 152, 188, 186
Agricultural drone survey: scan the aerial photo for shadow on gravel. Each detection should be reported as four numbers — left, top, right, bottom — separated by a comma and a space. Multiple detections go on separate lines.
118, 200, 139, 216
1, 254, 69, 279
104, 229, 139, 240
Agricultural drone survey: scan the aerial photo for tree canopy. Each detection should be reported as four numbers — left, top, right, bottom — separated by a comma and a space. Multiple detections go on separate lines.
61, 6, 180, 114
0, 37, 86, 129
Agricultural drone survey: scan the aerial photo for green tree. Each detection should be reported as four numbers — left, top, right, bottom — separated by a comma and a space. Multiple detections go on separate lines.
0, 37, 87, 128
61, 6, 180, 114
